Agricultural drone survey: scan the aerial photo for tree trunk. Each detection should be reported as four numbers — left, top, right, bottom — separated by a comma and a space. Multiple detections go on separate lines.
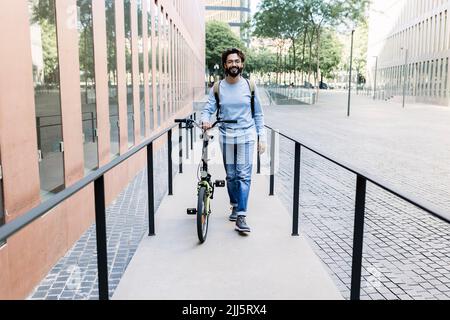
291, 37, 296, 84
316, 27, 321, 101
276, 46, 280, 84
308, 33, 313, 83
301, 28, 307, 84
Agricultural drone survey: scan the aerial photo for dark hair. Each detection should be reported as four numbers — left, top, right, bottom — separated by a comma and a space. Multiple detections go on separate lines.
221, 48, 245, 67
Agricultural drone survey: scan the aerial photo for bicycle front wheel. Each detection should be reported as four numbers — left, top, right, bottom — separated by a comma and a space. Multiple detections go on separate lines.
197, 186, 209, 243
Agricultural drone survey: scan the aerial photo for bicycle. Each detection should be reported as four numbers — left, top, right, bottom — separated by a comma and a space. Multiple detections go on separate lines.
174, 117, 237, 243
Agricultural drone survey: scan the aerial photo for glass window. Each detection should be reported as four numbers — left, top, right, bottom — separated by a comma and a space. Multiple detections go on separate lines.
0, 158, 4, 231
147, 0, 154, 130
154, 1, 161, 127
138, 0, 146, 138
28, 0, 65, 198
165, 15, 170, 118
125, 0, 135, 147
174, 28, 177, 110
177, 29, 180, 111
445, 58, 448, 97
161, 8, 167, 122
0, 160, 4, 246
172, 24, 176, 113
105, 0, 120, 158
170, 20, 174, 117
77, 0, 99, 173
167, 18, 172, 117
430, 60, 434, 96
440, 58, 444, 97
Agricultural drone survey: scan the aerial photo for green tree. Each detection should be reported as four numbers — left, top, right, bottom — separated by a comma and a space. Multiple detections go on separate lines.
317, 29, 343, 81
30, 0, 59, 85
250, 0, 369, 89
253, 0, 308, 84
302, 0, 369, 90
246, 49, 278, 82
353, 20, 369, 87
205, 21, 246, 76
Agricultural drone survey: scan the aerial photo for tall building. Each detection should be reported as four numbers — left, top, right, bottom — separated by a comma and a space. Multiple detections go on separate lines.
367, 0, 450, 106
0, 0, 205, 299
205, 0, 251, 45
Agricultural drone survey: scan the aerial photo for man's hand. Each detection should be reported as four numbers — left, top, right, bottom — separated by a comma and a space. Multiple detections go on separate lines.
258, 141, 266, 155
202, 121, 212, 130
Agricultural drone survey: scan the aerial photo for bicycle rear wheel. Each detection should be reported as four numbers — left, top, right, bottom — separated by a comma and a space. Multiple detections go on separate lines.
197, 186, 209, 243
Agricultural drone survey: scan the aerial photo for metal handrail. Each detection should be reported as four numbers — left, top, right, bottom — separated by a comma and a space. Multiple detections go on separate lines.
3, 110, 446, 300
0, 111, 195, 300
264, 126, 450, 224
261, 124, 450, 300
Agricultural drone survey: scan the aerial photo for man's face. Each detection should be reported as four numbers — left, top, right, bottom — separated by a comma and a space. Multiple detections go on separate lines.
224, 53, 244, 78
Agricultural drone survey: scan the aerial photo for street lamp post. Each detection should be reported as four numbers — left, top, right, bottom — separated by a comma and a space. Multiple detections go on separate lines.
400, 47, 408, 108
347, 29, 355, 117
373, 56, 378, 100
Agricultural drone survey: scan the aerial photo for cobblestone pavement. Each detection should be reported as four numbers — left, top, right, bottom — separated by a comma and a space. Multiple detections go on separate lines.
27, 89, 450, 300
263, 90, 450, 300
28, 133, 178, 300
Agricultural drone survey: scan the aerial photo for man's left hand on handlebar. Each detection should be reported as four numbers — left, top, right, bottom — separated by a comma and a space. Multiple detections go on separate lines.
201, 121, 213, 130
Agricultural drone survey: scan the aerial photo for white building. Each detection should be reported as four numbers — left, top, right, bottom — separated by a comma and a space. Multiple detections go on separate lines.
205, 0, 251, 46
367, 0, 450, 105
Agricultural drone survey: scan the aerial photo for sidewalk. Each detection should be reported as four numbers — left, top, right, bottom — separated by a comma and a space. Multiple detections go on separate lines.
262, 90, 450, 300
112, 136, 342, 300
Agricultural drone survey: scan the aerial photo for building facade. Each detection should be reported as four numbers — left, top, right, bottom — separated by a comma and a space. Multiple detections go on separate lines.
367, 0, 450, 106
205, 0, 251, 45
0, 0, 205, 299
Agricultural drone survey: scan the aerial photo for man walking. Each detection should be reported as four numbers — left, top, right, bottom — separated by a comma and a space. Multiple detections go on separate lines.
201, 48, 266, 233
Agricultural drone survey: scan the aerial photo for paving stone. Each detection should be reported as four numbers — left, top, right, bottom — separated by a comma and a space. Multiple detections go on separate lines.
29, 155, 171, 300
266, 93, 450, 301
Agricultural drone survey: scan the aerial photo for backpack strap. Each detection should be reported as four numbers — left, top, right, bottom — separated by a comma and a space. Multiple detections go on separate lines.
245, 78, 256, 118
213, 81, 221, 119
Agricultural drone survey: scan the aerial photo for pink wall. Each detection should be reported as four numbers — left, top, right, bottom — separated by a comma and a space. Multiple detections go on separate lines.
0, 0, 204, 299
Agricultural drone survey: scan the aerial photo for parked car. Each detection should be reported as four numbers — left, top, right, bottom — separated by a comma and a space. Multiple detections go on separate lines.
319, 81, 328, 89
301, 81, 314, 89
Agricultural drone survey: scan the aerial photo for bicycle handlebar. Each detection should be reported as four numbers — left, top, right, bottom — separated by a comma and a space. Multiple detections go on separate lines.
220, 120, 238, 124
174, 118, 237, 129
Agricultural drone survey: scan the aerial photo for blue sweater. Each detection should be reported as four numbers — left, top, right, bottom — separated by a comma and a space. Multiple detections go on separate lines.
201, 77, 266, 143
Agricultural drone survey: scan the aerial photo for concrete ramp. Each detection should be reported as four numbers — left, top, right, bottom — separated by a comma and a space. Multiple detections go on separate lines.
113, 136, 342, 300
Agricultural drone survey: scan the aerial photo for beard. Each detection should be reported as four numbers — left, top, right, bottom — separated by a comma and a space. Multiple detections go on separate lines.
225, 66, 243, 78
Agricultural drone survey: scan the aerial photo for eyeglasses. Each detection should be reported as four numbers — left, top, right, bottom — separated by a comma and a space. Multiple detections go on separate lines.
226, 59, 242, 65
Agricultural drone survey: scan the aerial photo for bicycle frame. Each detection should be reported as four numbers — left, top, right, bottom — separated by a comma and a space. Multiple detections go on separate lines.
198, 128, 214, 215
175, 117, 236, 242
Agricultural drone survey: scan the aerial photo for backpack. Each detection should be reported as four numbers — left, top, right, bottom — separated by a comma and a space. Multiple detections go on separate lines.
213, 78, 255, 120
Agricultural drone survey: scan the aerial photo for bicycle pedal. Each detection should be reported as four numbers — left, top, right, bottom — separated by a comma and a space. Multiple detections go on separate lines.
186, 208, 197, 215
214, 180, 225, 187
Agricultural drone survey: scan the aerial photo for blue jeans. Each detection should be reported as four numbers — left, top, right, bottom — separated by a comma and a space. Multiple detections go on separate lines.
220, 137, 255, 217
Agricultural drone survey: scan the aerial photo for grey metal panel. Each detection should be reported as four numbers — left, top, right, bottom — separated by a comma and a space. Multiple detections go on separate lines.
205, 6, 250, 12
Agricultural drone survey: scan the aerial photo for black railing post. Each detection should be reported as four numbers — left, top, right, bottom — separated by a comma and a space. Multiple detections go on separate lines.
269, 129, 276, 196
91, 111, 95, 142
292, 142, 301, 236
168, 129, 173, 196
178, 123, 183, 173
94, 175, 109, 300
193, 112, 197, 142
350, 174, 367, 300
147, 142, 155, 236
257, 135, 261, 174
36, 117, 41, 152
185, 122, 189, 159
190, 115, 194, 151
